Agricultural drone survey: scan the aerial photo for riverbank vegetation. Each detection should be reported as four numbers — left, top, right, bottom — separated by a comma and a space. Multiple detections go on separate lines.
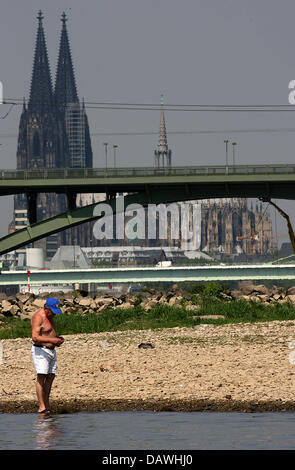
1, 286, 295, 340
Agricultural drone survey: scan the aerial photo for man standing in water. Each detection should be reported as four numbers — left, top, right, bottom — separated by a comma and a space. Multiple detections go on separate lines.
31, 298, 64, 414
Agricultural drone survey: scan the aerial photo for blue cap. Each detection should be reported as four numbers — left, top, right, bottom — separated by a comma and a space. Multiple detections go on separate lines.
45, 298, 62, 315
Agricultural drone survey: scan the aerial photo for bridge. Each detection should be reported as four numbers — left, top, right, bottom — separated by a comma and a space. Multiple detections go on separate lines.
1, 163, 295, 254
1, 164, 295, 199
1, 264, 295, 286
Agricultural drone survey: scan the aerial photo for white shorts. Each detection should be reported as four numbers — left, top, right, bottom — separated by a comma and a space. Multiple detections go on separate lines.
31, 345, 57, 375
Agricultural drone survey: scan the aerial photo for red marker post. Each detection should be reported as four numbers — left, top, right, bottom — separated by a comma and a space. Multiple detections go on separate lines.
27, 270, 31, 293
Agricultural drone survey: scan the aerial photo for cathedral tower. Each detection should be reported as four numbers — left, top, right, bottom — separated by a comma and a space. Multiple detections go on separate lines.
13, 11, 94, 259
54, 12, 92, 169
17, 11, 66, 172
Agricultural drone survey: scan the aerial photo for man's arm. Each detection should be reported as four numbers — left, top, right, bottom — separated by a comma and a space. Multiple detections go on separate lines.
31, 315, 63, 346
51, 317, 64, 346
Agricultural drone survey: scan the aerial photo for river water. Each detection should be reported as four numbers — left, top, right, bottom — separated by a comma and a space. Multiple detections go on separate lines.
1, 411, 295, 450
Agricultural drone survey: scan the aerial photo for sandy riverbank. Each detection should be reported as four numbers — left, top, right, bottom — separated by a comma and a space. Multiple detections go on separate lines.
1, 320, 295, 413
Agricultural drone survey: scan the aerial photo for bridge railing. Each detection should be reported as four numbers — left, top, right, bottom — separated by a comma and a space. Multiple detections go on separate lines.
1, 164, 295, 180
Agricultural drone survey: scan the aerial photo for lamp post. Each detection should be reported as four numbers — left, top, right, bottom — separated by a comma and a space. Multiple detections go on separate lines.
232, 142, 237, 166
113, 145, 118, 168
224, 140, 229, 166
103, 142, 108, 169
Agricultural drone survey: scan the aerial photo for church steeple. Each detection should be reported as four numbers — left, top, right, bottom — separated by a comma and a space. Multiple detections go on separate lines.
158, 95, 168, 153
154, 95, 172, 167
29, 11, 53, 112
55, 12, 79, 108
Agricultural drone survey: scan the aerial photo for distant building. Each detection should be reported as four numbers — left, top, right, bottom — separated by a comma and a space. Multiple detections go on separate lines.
82, 245, 193, 266
90, 102, 274, 257
151, 104, 273, 256
198, 198, 273, 256
50, 245, 90, 269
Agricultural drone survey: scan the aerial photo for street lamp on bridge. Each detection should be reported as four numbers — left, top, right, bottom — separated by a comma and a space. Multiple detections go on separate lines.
232, 142, 237, 166
113, 145, 118, 168
103, 142, 108, 169
224, 140, 229, 166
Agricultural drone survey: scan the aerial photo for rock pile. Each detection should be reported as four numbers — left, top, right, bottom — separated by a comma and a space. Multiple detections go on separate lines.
0, 282, 295, 320
226, 283, 293, 304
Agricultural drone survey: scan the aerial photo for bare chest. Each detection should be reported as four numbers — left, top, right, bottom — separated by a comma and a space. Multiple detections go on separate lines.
40, 317, 56, 336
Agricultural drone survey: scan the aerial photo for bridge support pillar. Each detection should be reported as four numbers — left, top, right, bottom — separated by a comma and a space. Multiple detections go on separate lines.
106, 190, 117, 200
67, 192, 77, 211
26, 193, 37, 225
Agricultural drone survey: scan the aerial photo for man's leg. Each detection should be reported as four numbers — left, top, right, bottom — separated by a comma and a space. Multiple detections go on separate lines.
35, 374, 48, 412
44, 373, 55, 410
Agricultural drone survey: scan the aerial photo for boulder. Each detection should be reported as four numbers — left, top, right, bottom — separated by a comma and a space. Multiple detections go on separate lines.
165, 291, 175, 300
98, 304, 110, 312
171, 284, 180, 292
239, 281, 255, 295
24, 305, 37, 314
249, 296, 260, 303
240, 286, 255, 295
273, 294, 281, 301
286, 295, 295, 304
242, 295, 251, 301
253, 285, 270, 296
95, 297, 109, 306
64, 298, 75, 306
9, 305, 20, 316
230, 290, 243, 299
32, 298, 46, 308
15, 293, 32, 304
16, 300, 26, 312
101, 297, 115, 306
287, 286, 295, 296
272, 285, 284, 296
168, 296, 182, 306
220, 292, 232, 300
257, 294, 270, 301
118, 302, 133, 310
1, 300, 12, 312
78, 297, 93, 307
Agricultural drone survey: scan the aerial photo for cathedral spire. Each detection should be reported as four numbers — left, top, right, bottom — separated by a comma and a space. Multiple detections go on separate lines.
55, 12, 79, 108
154, 95, 172, 167
29, 11, 53, 111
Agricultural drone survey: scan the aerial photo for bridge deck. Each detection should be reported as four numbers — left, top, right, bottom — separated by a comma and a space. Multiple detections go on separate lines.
1, 164, 295, 255
0, 164, 295, 199
1, 264, 294, 285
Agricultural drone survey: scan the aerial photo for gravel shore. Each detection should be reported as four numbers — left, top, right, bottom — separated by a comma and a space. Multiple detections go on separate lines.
1, 320, 295, 413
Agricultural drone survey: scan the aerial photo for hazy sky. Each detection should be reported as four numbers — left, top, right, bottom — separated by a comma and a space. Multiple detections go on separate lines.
1, 0, 295, 244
